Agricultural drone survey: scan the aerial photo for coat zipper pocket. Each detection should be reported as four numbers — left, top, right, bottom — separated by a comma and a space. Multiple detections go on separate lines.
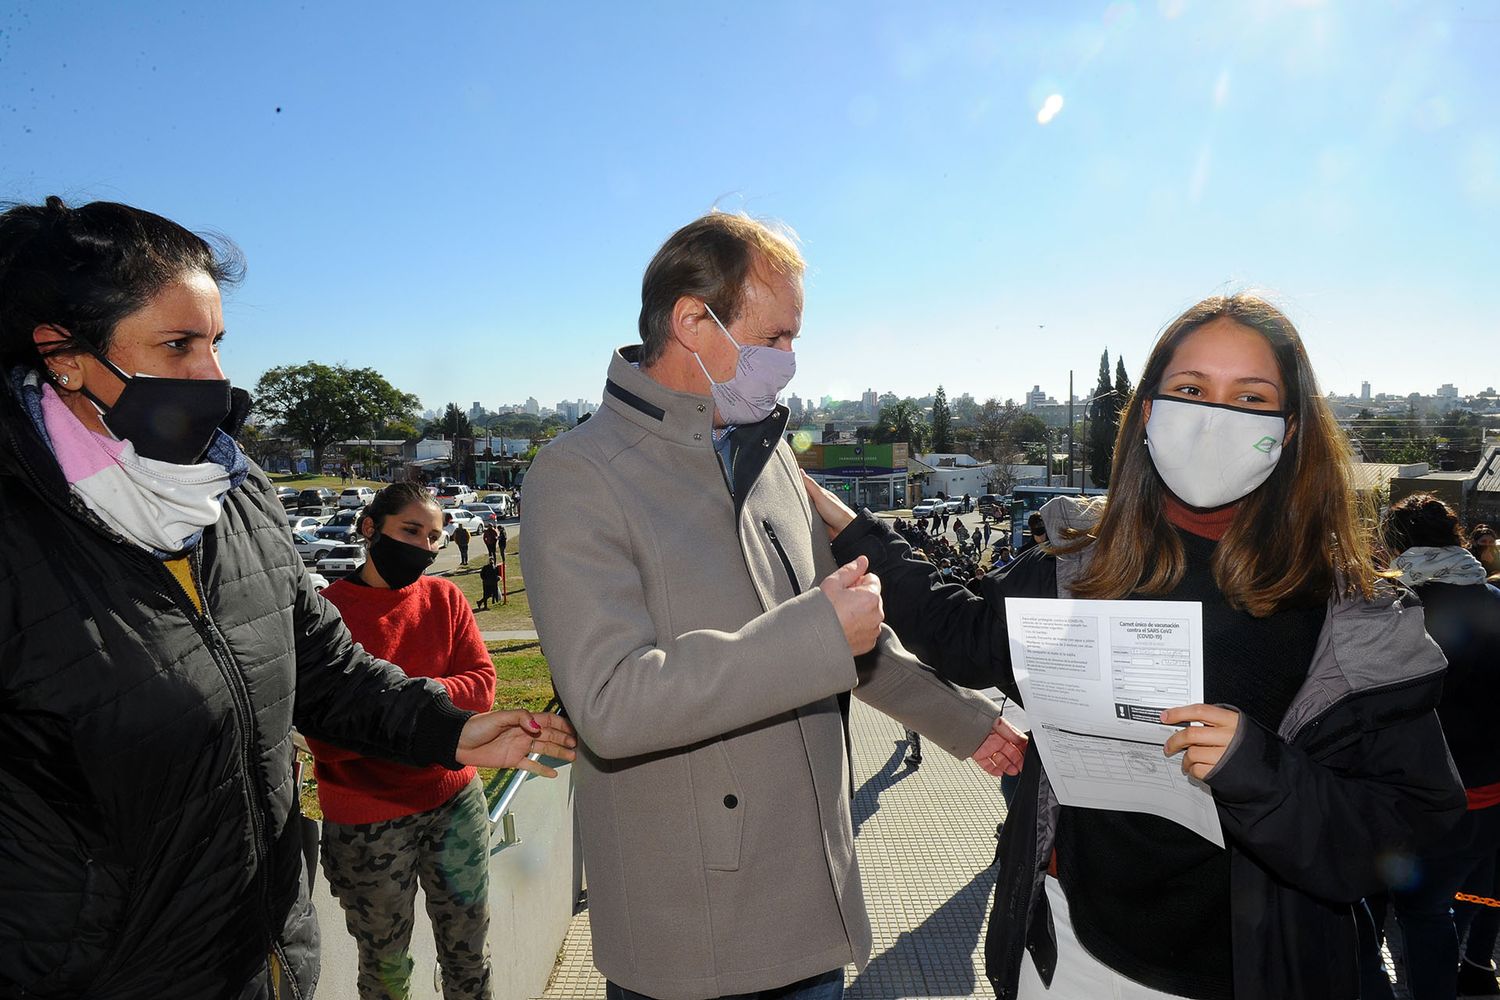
762, 520, 802, 596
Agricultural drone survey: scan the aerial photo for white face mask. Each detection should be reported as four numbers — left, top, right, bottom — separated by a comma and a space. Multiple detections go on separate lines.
693, 302, 796, 425
1145, 396, 1287, 509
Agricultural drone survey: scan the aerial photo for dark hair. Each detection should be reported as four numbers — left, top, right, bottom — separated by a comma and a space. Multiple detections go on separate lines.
357, 482, 441, 545
1028, 512, 1046, 535
0, 196, 244, 370
1068, 294, 1378, 616
637, 212, 803, 367
1382, 492, 1464, 553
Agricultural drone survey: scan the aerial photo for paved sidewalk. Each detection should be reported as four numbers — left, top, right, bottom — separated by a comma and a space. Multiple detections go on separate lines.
539, 699, 1009, 999
534, 701, 1478, 1000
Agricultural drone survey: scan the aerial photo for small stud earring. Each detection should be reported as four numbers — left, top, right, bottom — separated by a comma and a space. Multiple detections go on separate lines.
57, 373, 70, 385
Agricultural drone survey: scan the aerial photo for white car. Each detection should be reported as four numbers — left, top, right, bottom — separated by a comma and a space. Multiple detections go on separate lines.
286, 514, 325, 533
480, 493, 513, 516
434, 483, 476, 508
306, 571, 331, 592
442, 509, 485, 536
316, 544, 366, 579
912, 499, 941, 517
337, 486, 376, 508
291, 529, 339, 565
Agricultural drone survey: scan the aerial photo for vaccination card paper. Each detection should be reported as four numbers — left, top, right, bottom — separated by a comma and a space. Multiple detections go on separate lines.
1004, 597, 1224, 848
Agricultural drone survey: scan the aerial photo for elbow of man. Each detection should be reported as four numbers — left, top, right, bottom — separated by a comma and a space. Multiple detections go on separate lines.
557, 688, 671, 762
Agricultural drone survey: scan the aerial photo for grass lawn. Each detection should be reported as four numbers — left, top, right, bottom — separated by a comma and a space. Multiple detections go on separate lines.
442, 546, 534, 631
298, 639, 557, 820
268, 472, 387, 491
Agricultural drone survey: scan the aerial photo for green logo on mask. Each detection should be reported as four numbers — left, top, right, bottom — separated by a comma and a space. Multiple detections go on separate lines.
1252, 436, 1277, 454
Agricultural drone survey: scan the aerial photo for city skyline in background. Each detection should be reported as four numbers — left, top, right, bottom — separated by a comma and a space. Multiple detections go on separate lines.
3, 1, 1496, 412
446, 375, 1498, 426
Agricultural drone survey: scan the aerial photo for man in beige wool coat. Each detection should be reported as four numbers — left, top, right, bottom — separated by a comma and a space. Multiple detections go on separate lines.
523, 212, 1024, 1000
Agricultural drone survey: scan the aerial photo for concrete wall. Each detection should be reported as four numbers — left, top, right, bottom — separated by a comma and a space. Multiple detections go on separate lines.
311, 765, 579, 999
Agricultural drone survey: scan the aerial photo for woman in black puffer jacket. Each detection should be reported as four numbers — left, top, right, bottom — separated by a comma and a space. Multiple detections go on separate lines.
0, 197, 574, 999
1375, 493, 1500, 999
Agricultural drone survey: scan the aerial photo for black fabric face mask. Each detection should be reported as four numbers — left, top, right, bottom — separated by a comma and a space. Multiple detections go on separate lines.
79, 347, 232, 465
367, 533, 438, 589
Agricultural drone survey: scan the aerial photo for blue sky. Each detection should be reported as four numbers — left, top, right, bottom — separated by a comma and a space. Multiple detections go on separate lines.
2, 1, 1496, 413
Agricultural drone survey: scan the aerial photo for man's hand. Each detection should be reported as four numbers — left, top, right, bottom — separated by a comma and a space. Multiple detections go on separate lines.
819, 554, 884, 656
972, 715, 1028, 776
1161, 704, 1240, 782
456, 710, 577, 777
802, 472, 857, 541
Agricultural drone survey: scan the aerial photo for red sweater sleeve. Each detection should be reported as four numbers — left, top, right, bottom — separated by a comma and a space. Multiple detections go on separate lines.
436, 582, 497, 712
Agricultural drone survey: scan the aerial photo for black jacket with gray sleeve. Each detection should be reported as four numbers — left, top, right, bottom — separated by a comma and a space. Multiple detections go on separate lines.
0, 380, 472, 999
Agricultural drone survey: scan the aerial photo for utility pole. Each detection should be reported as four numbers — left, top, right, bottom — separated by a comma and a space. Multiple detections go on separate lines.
1066, 370, 1074, 489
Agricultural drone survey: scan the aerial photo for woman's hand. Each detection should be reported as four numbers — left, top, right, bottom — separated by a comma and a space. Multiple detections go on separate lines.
972, 714, 1029, 776
801, 472, 857, 541
456, 709, 577, 777
1161, 704, 1240, 782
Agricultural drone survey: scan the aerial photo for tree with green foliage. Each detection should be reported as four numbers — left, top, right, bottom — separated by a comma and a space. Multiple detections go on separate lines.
872, 399, 931, 453
1114, 355, 1134, 411
974, 398, 1019, 462
1086, 351, 1115, 487
435, 402, 474, 440
931, 385, 953, 453
255, 362, 420, 473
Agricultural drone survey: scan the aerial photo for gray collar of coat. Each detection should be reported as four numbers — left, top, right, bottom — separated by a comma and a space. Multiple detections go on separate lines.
602, 345, 789, 450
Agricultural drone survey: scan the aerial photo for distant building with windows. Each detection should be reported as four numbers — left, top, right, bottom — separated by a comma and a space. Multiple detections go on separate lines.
1024, 385, 1054, 410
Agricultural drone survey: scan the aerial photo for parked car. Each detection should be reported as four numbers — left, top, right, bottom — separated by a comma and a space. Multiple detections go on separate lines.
315, 544, 366, 579
442, 509, 485, 536
977, 494, 1008, 519
435, 483, 476, 507
337, 486, 376, 509
275, 486, 300, 509
480, 493, 513, 516
306, 571, 331, 591
460, 503, 502, 526
286, 514, 327, 533
291, 529, 340, 565
315, 509, 364, 542
912, 499, 941, 517
295, 488, 337, 516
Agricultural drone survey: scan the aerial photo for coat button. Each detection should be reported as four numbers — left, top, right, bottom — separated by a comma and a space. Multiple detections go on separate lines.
723, 794, 738, 809
697, 404, 706, 412
694, 433, 702, 441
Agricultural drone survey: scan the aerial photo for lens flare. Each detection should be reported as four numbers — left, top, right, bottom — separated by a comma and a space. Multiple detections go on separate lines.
1036, 94, 1065, 125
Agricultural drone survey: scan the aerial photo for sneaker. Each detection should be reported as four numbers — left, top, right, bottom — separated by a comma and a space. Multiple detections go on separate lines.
1458, 960, 1500, 996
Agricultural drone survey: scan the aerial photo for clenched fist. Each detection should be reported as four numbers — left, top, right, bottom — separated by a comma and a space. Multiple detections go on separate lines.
820, 554, 884, 656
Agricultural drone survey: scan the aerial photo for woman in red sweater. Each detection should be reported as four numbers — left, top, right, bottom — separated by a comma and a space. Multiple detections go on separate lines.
309, 481, 515, 999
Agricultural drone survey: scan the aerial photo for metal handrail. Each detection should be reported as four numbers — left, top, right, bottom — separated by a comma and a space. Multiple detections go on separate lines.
487, 699, 564, 825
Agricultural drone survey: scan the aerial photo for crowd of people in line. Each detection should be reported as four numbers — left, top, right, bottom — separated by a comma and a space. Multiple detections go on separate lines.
4, 197, 1500, 1000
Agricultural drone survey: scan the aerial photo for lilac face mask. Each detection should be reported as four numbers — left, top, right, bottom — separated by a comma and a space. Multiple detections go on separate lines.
693, 302, 796, 425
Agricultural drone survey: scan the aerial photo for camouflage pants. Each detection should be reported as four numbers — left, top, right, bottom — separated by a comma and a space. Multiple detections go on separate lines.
321, 777, 494, 1000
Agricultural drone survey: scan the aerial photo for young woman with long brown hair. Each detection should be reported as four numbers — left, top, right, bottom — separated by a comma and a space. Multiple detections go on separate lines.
804, 294, 1465, 1000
